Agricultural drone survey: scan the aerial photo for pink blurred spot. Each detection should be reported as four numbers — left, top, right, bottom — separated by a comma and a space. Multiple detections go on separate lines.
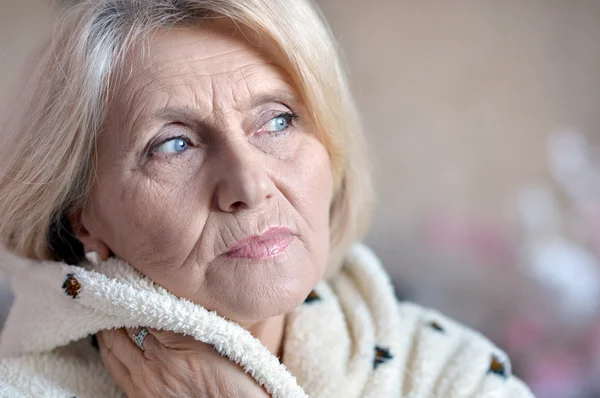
425, 213, 515, 266
504, 318, 542, 352
589, 210, 600, 257
527, 351, 584, 397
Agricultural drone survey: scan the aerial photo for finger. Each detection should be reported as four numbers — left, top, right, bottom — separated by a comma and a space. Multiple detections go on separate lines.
97, 331, 136, 395
126, 327, 150, 351
101, 328, 146, 371
147, 328, 207, 351
126, 327, 163, 354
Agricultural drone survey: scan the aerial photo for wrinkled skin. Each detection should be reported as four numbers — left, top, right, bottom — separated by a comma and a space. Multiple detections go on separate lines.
74, 20, 334, 397
97, 327, 270, 398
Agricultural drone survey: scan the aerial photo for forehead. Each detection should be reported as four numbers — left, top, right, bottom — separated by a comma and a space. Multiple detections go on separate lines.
146, 23, 273, 82
110, 21, 297, 128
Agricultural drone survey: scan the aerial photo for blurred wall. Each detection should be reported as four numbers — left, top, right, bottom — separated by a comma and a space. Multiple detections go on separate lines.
0, 1, 54, 110
315, 0, 600, 247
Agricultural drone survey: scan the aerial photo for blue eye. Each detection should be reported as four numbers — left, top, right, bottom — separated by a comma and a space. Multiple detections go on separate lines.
263, 113, 297, 133
153, 137, 189, 154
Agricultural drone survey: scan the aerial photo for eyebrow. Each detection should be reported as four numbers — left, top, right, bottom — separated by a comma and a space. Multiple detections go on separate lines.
150, 90, 303, 123
247, 90, 302, 109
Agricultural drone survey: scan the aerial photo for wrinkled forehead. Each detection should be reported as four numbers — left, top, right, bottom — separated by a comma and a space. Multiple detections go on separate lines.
106, 20, 299, 132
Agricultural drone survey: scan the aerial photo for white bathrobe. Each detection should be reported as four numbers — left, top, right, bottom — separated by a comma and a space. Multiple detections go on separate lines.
0, 244, 534, 397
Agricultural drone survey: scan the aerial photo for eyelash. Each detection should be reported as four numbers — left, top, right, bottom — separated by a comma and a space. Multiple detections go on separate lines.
264, 112, 299, 134
146, 111, 300, 158
148, 134, 191, 158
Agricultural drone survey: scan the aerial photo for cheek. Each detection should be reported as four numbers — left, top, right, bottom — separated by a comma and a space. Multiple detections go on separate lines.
284, 138, 333, 255
88, 171, 209, 268
295, 140, 333, 219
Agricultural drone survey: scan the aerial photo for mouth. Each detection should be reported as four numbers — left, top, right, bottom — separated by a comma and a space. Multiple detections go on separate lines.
224, 227, 295, 260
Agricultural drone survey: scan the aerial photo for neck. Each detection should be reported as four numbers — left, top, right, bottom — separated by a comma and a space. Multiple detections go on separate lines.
239, 314, 287, 359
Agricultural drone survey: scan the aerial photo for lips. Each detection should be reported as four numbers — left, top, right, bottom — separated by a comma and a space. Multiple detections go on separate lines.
225, 227, 294, 259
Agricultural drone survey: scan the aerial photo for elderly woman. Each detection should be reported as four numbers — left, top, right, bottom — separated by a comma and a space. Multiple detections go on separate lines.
0, 0, 534, 397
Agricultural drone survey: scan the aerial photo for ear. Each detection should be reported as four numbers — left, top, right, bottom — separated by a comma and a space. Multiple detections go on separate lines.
68, 209, 111, 261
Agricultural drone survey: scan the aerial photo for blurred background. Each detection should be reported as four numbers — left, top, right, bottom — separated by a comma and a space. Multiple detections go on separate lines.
1, 1, 599, 397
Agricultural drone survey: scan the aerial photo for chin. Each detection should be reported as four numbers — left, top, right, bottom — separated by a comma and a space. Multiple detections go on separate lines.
217, 285, 311, 323
218, 269, 321, 322
197, 241, 327, 322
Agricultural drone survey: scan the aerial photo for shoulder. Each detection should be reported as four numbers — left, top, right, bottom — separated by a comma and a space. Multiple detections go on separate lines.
0, 338, 123, 397
394, 301, 534, 397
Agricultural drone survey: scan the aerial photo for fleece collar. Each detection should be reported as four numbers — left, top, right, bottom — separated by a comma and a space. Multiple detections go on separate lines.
0, 244, 402, 398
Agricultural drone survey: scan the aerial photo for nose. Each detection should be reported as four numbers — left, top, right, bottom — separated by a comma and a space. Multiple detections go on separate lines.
213, 140, 276, 212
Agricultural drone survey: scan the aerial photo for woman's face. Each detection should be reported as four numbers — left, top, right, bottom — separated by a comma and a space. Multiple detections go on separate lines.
78, 22, 333, 322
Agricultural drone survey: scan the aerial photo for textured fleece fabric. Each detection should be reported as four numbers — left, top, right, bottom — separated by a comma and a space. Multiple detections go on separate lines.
0, 244, 534, 397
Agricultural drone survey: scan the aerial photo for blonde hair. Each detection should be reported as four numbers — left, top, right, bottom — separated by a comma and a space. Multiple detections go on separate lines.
0, 0, 372, 275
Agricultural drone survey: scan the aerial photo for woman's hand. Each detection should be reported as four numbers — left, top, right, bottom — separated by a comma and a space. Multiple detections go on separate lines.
97, 328, 270, 398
